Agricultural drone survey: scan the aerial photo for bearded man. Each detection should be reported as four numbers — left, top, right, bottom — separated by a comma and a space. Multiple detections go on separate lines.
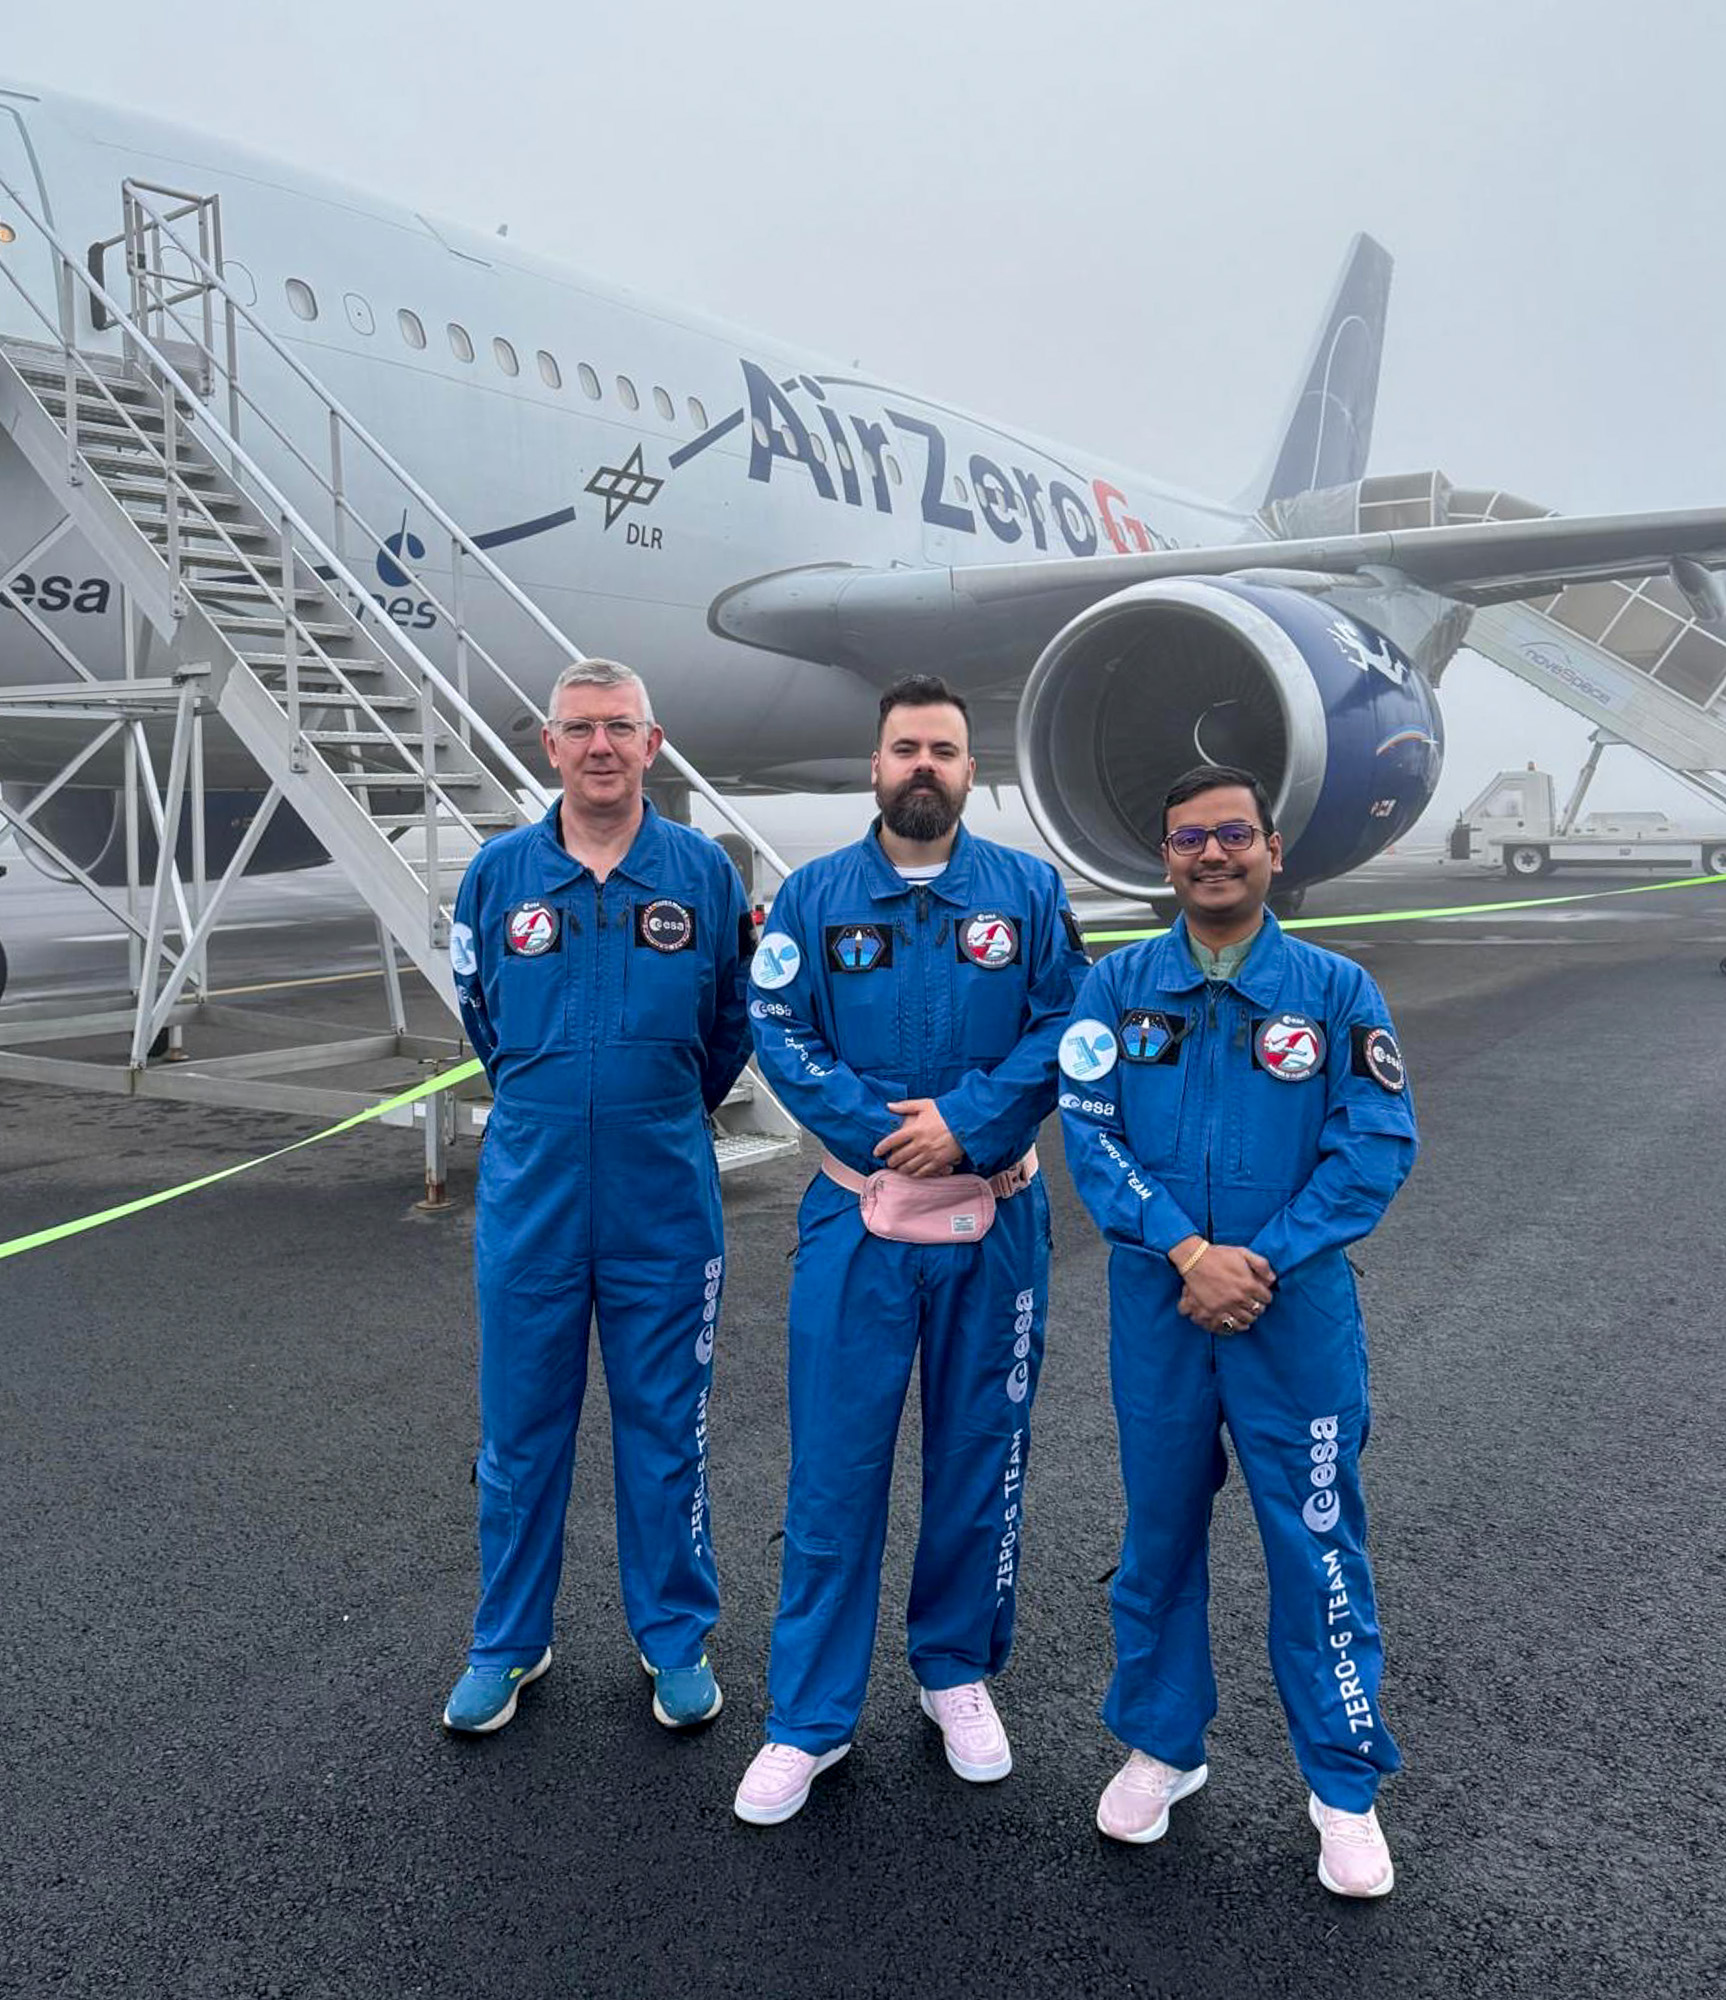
731, 675, 1090, 1825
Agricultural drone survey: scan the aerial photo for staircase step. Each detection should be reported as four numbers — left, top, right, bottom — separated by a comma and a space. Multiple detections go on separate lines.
241, 651, 385, 674
332, 768, 488, 790
372, 812, 520, 832
211, 614, 352, 642
302, 726, 436, 745
713, 1131, 801, 1173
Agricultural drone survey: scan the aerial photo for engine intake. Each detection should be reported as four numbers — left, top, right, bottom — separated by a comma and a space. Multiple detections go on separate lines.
1015, 578, 1442, 899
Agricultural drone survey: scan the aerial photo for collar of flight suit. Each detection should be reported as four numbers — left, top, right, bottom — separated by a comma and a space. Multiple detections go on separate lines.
1148, 908, 1288, 1006
529, 795, 669, 890
855, 815, 979, 905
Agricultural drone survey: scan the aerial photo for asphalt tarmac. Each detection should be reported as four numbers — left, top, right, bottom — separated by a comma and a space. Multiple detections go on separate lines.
3, 856, 1725, 1999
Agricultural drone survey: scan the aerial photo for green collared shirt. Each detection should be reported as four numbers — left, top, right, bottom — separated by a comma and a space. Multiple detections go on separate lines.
1186, 921, 1264, 985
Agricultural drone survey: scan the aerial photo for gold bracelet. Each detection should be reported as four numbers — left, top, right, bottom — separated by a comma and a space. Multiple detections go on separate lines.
1176, 1240, 1211, 1277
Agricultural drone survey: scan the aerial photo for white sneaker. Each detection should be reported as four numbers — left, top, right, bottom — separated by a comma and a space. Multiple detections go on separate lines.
733, 1741, 851, 1826
1096, 1750, 1209, 1843
1309, 1793, 1395, 1897
919, 1681, 1012, 1782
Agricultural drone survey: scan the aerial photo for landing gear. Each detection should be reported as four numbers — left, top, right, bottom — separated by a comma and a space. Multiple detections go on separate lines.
1269, 886, 1306, 919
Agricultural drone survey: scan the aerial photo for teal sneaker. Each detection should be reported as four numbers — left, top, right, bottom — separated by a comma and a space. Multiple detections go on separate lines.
640, 1651, 723, 1729
441, 1647, 552, 1733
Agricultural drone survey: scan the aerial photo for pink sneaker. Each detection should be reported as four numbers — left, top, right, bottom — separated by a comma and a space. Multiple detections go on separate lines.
919, 1681, 1012, 1782
1096, 1750, 1209, 1843
1309, 1793, 1395, 1897
733, 1741, 851, 1826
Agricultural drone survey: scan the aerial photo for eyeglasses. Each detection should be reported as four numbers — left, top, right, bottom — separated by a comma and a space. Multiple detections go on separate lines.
1161, 820, 1264, 859
549, 717, 646, 743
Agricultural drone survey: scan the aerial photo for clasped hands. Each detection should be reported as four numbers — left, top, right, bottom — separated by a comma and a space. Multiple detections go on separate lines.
872, 1098, 963, 1178
1172, 1239, 1277, 1334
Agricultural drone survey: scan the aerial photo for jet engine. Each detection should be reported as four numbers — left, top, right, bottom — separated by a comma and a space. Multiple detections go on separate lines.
1015, 578, 1443, 898
1, 786, 328, 886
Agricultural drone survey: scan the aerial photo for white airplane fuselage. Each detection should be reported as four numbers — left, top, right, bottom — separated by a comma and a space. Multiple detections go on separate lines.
0, 82, 1247, 796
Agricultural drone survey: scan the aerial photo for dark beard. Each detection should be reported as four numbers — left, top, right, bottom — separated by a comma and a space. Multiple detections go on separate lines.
879, 775, 961, 843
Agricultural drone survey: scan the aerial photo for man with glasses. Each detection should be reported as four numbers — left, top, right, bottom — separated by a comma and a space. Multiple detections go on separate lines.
441, 659, 752, 1735
1058, 764, 1417, 1897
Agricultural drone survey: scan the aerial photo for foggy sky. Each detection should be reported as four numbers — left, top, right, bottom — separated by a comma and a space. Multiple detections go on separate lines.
6, 2, 1724, 831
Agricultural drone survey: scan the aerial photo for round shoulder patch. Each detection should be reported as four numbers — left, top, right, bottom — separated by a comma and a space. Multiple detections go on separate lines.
449, 921, 477, 978
752, 931, 802, 990
1059, 1017, 1118, 1081
1256, 1011, 1326, 1082
1361, 1026, 1406, 1093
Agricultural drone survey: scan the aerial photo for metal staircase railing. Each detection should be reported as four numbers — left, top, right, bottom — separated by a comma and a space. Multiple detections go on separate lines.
0, 171, 799, 1174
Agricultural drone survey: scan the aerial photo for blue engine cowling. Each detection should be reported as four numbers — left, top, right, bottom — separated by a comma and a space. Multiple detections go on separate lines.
1014, 577, 1443, 898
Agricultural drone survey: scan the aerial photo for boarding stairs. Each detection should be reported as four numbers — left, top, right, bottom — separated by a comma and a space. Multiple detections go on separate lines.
0, 177, 798, 1176
1268, 472, 1726, 816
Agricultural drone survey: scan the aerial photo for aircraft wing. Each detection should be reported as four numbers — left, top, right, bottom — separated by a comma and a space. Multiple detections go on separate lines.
709, 504, 1726, 687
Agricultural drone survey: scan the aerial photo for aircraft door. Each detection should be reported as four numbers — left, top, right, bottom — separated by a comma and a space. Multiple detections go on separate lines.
0, 105, 59, 343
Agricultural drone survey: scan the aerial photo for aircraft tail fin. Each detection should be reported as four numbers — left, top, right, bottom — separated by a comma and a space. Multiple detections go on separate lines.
1251, 233, 1393, 509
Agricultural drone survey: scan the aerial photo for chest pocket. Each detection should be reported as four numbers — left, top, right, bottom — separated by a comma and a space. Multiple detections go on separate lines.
950, 909, 1030, 1061
1235, 1012, 1331, 1178
820, 918, 901, 1071
622, 898, 709, 1043
1117, 1010, 1193, 1172
491, 900, 572, 1054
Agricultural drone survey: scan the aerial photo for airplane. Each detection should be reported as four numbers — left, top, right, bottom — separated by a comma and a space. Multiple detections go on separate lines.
3, 76, 1725, 1012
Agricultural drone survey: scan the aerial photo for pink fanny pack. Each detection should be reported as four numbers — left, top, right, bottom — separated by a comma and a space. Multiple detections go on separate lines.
820, 1149, 1039, 1245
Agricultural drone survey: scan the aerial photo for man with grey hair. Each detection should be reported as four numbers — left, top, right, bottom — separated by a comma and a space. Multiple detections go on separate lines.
443, 659, 754, 1735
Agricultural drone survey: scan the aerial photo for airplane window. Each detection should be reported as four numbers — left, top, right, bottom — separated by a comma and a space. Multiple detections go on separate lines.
493, 336, 520, 377
537, 350, 562, 389
617, 374, 640, 412
344, 294, 375, 336
954, 477, 969, 504
808, 431, 827, 464
688, 395, 708, 430
398, 308, 427, 349
285, 279, 318, 322
577, 362, 601, 399
885, 454, 903, 486
653, 385, 674, 422
834, 439, 854, 473
448, 322, 475, 363
752, 418, 771, 448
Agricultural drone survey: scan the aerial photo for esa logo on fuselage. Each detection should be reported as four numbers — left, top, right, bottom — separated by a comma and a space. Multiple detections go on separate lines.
1, 574, 113, 616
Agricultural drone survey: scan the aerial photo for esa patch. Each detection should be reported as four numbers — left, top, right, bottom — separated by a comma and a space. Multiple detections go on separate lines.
957, 911, 1020, 968
1118, 1010, 1186, 1064
1059, 1017, 1118, 1081
825, 923, 892, 973
505, 901, 560, 957
635, 900, 696, 953
1351, 1024, 1407, 1093
752, 932, 801, 989
1253, 1012, 1327, 1082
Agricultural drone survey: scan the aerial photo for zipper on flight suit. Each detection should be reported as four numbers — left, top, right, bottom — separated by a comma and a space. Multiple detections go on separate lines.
916, 885, 933, 1068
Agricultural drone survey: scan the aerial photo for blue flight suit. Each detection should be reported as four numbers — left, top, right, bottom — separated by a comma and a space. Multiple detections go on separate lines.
748, 820, 1090, 1752
450, 799, 752, 1670
1058, 912, 1416, 1811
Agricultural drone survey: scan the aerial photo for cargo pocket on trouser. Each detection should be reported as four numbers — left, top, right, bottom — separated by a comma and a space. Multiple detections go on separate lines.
767, 1526, 870, 1747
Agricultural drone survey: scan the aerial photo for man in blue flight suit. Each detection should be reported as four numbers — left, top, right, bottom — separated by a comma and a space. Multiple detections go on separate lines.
1059, 764, 1416, 1897
441, 659, 752, 1735
733, 675, 1090, 1826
